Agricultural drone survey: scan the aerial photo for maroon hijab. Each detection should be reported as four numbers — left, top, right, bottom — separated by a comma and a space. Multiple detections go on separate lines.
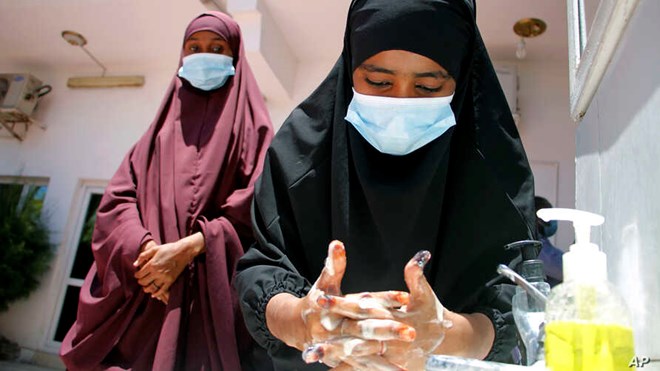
61, 11, 273, 371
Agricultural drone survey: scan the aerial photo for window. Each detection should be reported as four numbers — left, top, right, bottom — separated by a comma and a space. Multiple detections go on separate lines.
0, 177, 49, 212
46, 182, 105, 347
567, 0, 642, 121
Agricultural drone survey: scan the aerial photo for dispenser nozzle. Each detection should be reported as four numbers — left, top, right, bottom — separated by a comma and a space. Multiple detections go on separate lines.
537, 208, 607, 282
537, 208, 604, 245
497, 264, 547, 305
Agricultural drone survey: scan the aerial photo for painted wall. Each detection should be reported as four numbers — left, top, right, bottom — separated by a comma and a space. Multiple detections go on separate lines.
575, 0, 660, 363
515, 59, 576, 249
0, 64, 175, 353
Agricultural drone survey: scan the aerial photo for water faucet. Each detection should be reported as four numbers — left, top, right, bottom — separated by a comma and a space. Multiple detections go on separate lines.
498, 264, 549, 366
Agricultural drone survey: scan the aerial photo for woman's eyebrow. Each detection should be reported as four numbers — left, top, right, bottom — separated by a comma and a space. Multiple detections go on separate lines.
414, 70, 450, 79
360, 64, 396, 75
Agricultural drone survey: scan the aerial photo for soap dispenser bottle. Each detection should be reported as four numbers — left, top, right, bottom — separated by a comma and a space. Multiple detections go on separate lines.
506, 240, 550, 366
537, 208, 635, 371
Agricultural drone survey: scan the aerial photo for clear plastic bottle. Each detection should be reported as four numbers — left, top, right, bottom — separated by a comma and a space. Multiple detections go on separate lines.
538, 208, 635, 371
506, 240, 551, 366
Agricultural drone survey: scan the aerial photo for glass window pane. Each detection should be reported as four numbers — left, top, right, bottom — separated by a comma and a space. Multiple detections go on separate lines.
0, 183, 26, 211
53, 285, 81, 342
70, 193, 103, 279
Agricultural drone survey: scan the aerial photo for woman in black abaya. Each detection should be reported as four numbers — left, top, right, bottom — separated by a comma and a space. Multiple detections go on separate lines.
235, 0, 536, 369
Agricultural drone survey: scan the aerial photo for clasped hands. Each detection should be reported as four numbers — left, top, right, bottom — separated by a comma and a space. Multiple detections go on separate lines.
132, 233, 205, 304
298, 241, 453, 370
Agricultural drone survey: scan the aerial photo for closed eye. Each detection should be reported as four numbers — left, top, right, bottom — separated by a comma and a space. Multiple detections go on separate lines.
365, 78, 392, 87
416, 84, 442, 93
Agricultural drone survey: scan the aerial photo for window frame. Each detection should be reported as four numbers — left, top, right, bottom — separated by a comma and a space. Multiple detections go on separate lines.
567, 0, 642, 121
43, 180, 107, 352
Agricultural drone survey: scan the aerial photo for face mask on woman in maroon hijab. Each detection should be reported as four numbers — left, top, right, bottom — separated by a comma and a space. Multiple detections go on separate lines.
60, 11, 274, 371
178, 30, 237, 90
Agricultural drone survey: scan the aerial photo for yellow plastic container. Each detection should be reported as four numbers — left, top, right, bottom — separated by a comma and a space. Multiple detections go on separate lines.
545, 321, 635, 371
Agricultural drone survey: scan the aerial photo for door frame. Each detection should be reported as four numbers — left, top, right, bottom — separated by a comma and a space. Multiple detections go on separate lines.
42, 179, 107, 353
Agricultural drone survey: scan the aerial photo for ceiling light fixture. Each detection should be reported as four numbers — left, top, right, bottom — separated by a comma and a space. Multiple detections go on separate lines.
199, 0, 227, 12
513, 18, 547, 60
61, 30, 145, 88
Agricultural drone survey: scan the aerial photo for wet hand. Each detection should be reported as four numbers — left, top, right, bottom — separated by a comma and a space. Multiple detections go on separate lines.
321, 251, 452, 370
298, 241, 413, 367
386, 251, 453, 369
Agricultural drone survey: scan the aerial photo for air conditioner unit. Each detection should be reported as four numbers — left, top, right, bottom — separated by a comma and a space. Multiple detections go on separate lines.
0, 73, 51, 140
0, 73, 50, 123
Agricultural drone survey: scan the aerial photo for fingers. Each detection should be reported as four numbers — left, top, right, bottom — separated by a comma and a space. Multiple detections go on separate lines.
330, 362, 353, 371
403, 250, 435, 306
318, 294, 395, 320
318, 312, 344, 332
315, 240, 347, 295
137, 273, 154, 287
133, 248, 157, 272
344, 291, 410, 309
151, 279, 174, 299
340, 319, 416, 342
153, 290, 169, 304
302, 338, 385, 364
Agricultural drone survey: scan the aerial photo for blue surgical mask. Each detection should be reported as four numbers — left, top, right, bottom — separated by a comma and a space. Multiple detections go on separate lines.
178, 53, 235, 91
345, 89, 456, 156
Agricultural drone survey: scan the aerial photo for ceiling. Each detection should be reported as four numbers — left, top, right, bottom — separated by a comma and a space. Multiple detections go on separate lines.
0, 0, 568, 74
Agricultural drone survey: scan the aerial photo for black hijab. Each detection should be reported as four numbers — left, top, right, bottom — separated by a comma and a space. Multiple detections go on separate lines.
247, 0, 535, 311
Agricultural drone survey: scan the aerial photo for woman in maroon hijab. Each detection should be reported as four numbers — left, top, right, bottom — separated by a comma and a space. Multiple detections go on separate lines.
60, 11, 273, 370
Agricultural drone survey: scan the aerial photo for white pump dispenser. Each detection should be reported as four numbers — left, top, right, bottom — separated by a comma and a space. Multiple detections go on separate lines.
536, 208, 606, 282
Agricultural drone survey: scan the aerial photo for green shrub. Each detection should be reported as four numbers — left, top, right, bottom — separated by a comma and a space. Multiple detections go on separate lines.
0, 184, 53, 312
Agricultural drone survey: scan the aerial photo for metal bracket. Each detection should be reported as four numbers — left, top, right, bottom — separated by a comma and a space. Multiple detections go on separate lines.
0, 119, 31, 141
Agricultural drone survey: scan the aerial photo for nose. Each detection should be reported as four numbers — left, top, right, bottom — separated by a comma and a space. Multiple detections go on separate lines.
388, 84, 417, 98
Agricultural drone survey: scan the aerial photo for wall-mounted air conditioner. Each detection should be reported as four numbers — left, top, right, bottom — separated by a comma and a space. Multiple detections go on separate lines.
0, 73, 51, 141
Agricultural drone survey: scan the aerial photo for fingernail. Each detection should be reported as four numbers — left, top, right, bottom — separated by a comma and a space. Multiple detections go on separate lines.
133, 260, 138, 267
317, 294, 335, 309
395, 292, 410, 305
413, 250, 431, 268
329, 240, 346, 259
302, 345, 323, 363
395, 325, 416, 341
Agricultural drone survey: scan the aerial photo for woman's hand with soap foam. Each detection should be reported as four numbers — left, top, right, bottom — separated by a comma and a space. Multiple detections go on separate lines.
297, 241, 413, 368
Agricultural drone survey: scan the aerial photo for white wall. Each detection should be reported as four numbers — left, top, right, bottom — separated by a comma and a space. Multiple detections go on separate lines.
0, 64, 176, 352
575, 0, 660, 362
265, 57, 337, 131
515, 59, 576, 249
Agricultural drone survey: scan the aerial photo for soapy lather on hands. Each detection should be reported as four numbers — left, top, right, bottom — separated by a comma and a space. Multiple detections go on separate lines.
300, 241, 453, 370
